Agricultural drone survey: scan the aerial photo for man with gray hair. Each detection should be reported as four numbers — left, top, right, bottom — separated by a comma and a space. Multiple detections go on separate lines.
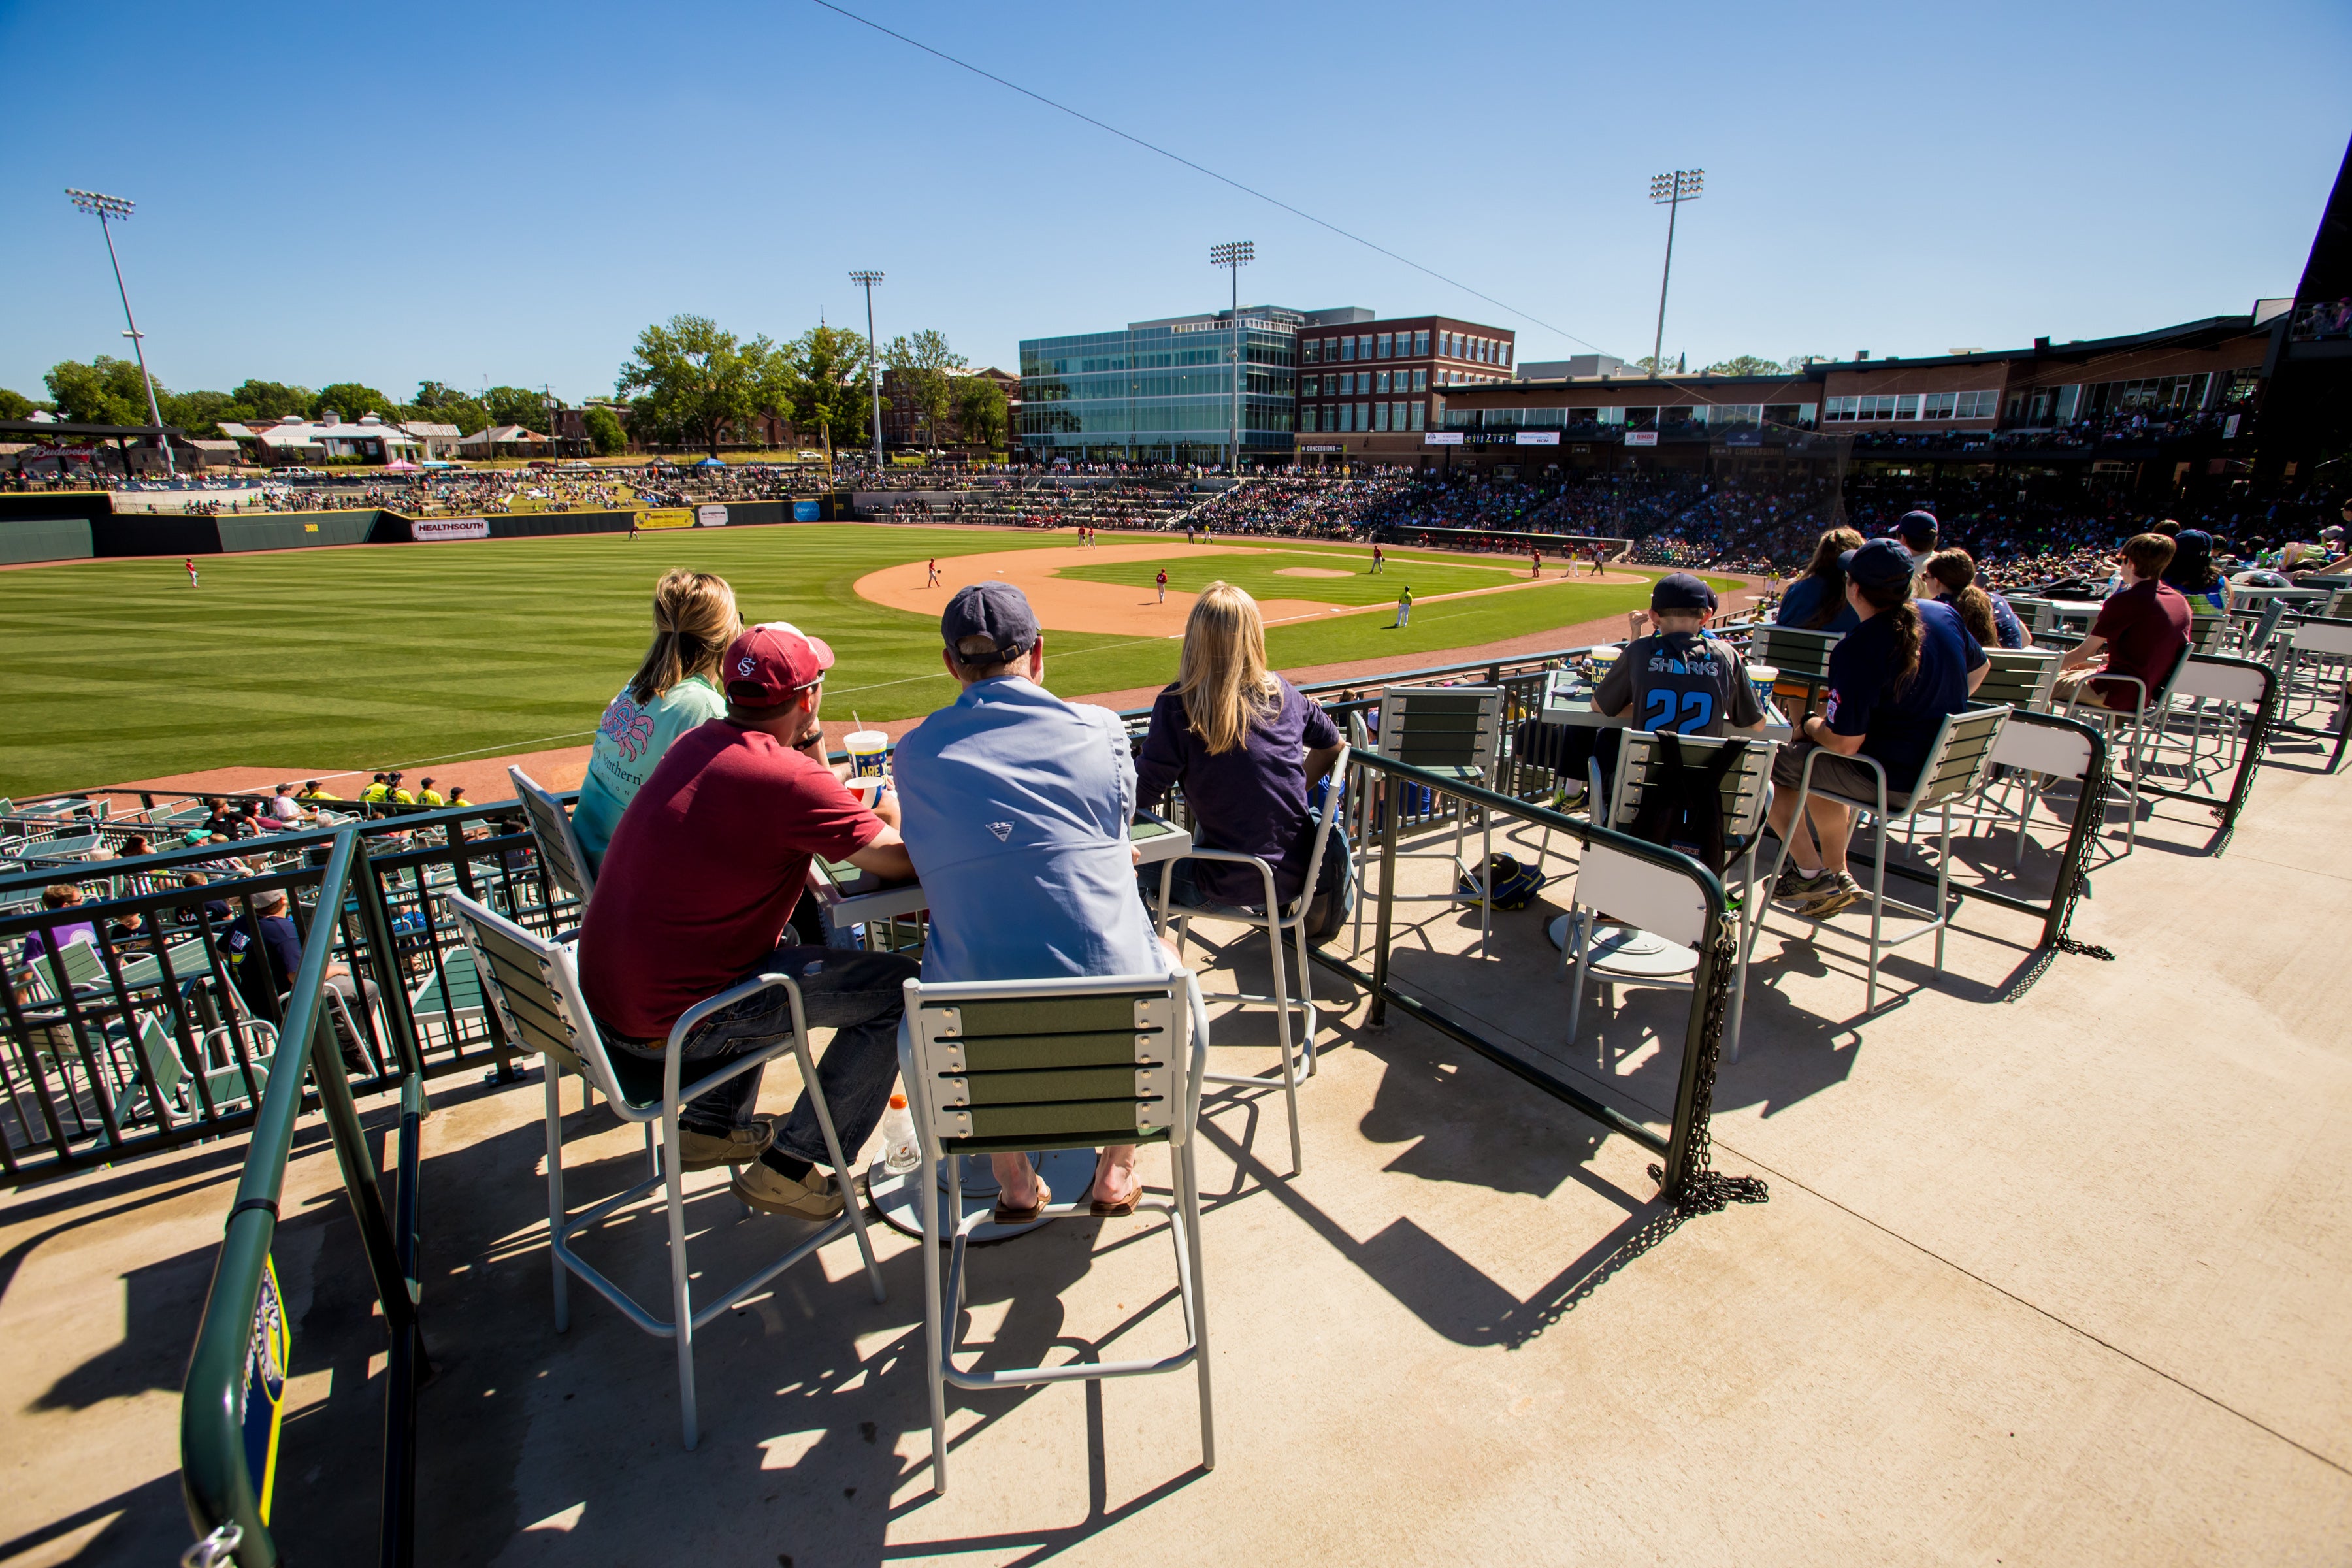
892, 581, 1175, 1219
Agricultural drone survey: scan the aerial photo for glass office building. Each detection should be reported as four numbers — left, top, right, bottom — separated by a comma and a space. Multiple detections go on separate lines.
1019, 306, 1305, 464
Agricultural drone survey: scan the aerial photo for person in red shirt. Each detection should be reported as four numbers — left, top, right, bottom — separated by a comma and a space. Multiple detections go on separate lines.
578, 621, 919, 1220
2055, 534, 2192, 713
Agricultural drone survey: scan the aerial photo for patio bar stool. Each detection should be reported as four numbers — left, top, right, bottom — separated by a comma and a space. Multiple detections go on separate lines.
1151, 744, 1348, 1175
897, 968, 1215, 1497
1358, 685, 1503, 956
446, 892, 884, 1451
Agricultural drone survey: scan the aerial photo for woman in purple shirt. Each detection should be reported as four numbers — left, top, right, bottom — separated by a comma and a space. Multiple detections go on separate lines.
1136, 583, 1344, 910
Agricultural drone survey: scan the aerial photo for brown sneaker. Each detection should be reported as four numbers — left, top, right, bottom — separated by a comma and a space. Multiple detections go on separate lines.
1791, 872, 1863, 921
678, 1117, 774, 1171
731, 1160, 847, 1220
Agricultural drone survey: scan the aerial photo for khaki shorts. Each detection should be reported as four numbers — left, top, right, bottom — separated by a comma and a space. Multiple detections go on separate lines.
1772, 739, 1912, 810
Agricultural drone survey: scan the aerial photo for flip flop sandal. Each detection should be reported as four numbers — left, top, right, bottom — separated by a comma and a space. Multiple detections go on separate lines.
990, 1177, 1050, 1226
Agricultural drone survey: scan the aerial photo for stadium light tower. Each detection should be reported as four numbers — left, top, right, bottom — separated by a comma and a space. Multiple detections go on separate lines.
1211, 240, 1254, 474
849, 270, 885, 474
1648, 169, 1703, 380
65, 188, 172, 475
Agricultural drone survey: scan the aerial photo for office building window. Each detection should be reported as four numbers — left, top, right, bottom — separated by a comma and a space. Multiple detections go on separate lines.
1358, 335, 1374, 359
1414, 330, 1431, 355
1303, 338, 1321, 364
1439, 331, 1454, 358
1411, 368, 1428, 391
1410, 400, 1426, 431
1301, 406, 1317, 433
1377, 332, 1394, 357
1375, 371, 1390, 394
1373, 402, 1390, 431
1356, 403, 1369, 431
1499, 342, 1511, 368
1301, 376, 1318, 397
1341, 336, 1356, 361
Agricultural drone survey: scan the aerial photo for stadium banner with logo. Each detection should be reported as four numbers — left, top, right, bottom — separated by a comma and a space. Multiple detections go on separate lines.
411, 518, 489, 541
638, 508, 696, 530
242, 1255, 291, 1524
1422, 432, 1464, 446
1514, 431, 1561, 446
696, 504, 728, 527
1624, 431, 1660, 446
792, 500, 823, 521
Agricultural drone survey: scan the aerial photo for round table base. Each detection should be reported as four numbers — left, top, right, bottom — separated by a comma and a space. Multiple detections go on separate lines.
1545, 916, 1702, 978
868, 1147, 1101, 1245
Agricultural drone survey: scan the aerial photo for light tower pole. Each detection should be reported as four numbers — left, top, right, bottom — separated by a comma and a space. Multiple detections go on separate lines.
1648, 169, 1703, 378
849, 270, 885, 476
66, 188, 172, 476
1210, 240, 1254, 474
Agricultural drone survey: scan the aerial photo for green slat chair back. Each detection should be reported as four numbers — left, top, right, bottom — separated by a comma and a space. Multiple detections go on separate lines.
1974, 648, 2061, 713
1605, 732, 1777, 841
1750, 625, 1841, 681
2004, 598, 2060, 634
904, 979, 1192, 1154
508, 766, 595, 907
1911, 704, 2012, 809
2325, 585, 2352, 621
1375, 685, 1503, 777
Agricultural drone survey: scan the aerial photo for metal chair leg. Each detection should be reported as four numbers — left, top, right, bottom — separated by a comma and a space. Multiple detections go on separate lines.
1865, 814, 1887, 1015
1262, 911, 1303, 1176
663, 1117, 698, 1451
922, 1154, 949, 1496
1178, 1137, 1215, 1471
543, 1067, 568, 1333
796, 1038, 885, 1303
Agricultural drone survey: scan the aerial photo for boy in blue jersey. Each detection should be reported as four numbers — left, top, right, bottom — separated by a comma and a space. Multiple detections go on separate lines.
1593, 573, 1765, 739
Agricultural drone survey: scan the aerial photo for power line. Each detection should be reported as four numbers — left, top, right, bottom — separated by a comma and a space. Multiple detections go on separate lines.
806, 0, 1614, 357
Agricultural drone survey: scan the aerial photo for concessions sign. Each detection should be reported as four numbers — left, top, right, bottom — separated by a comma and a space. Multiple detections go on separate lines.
696, 504, 728, 527
412, 518, 489, 540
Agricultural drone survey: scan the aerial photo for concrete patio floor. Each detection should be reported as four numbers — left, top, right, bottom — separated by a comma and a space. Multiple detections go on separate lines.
3, 734, 2349, 1566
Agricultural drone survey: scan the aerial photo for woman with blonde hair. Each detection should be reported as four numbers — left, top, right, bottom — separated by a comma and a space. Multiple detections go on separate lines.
1135, 582, 1344, 910
572, 568, 742, 864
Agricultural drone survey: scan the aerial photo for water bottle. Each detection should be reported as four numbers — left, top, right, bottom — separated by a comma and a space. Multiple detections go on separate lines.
881, 1093, 919, 1173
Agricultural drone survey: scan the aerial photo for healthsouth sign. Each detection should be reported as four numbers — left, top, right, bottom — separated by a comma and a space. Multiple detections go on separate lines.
696, 504, 728, 527
412, 518, 489, 541
1624, 431, 1660, 446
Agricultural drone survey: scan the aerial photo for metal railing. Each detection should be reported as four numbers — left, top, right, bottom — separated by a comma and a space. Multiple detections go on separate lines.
178, 826, 430, 1568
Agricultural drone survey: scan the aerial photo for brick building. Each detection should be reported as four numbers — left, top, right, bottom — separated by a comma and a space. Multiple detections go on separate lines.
1292, 312, 1514, 466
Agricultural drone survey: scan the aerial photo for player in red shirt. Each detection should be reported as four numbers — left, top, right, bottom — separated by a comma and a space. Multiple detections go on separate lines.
578, 621, 919, 1220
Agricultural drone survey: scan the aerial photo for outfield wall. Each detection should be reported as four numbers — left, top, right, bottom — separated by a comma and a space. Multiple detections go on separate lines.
0, 517, 95, 564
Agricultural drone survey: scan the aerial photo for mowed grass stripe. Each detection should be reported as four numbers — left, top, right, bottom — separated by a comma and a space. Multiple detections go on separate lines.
0, 525, 1694, 794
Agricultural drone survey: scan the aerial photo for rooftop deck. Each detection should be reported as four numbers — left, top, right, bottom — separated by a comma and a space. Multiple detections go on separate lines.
4, 696, 2349, 1565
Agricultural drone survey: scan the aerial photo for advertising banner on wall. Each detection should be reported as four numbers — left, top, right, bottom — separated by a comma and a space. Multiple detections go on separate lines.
1624, 431, 1660, 446
792, 500, 823, 521
412, 518, 490, 540
1422, 432, 1464, 446
638, 508, 695, 530
1514, 431, 1561, 446
696, 504, 728, 527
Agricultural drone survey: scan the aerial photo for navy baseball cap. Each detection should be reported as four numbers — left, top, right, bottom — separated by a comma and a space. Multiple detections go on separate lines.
1895, 510, 1939, 547
1840, 538, 1918, 588
942, 581, 1039, 666
1650, 572, 1717, 612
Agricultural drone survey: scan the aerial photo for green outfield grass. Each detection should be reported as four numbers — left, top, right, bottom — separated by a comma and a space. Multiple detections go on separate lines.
1056, 545, 1528, 607
0, 527, 1701, 795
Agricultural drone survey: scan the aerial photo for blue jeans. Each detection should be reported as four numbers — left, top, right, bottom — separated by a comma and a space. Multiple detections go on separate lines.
604, 944, 919, 1167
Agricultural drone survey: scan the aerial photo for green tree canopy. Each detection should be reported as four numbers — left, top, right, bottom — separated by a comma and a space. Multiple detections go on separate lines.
407, 382, 489, 434
230, 380, 313, 421
483, 385, 551, 434
783, 323, 875, 461
955, 375, 1009, 449
46, 357, 162, 426
312, 382, 395, 421
160, 389, 244, 438
581, 404, 627, 456
615, 314, 785, 457
885, 329, 967, 451
1700, 355, 1784, 378
0, 388, 41, 421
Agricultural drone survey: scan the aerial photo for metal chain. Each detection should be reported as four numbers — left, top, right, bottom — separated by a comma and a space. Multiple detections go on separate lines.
2047, 736, 2116, 962
182, 1524, 242, 1568
1647, 930, 1769, 1215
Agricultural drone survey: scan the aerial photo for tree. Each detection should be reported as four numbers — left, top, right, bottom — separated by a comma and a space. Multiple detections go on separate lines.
955, 375, 1009, 450
1782, 355, 1829, 373
312, 382, 394, 421
484, 385, 550, 434
0, 388, 40, 421
884, 329, 966, 451
1701, 355, 1784, 378
582, 404, 627, 456
46, 357, 161, 426
408, 382, 489, 434
230, 380, 314, 421
161, 389, 244, 437
1629, 354, 1673, 377
783, 323, 874, 466
614, 315, 783, 457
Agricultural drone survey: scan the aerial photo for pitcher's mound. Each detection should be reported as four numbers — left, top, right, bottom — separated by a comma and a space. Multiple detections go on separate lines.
1275, 566, 1356, 578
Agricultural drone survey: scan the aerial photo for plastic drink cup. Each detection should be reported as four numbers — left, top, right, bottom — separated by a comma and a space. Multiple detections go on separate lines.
845, 730, 889, 779
1746, 664, 1779, 711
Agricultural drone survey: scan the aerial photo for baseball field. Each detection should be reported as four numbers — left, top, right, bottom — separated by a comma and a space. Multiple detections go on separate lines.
0, 525, 1716, 797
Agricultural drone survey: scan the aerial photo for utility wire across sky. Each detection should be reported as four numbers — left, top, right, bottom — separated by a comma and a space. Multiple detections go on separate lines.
808, 0, 1619, 359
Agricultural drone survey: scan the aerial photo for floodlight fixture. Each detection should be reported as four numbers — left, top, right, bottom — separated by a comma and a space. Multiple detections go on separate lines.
1648, 169, 1705, 382
65, 186, 172, 474
1211, 242, 1254, 472
850, 271, 885, 470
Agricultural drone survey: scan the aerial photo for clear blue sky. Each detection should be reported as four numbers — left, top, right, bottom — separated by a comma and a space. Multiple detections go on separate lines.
3, 0, 2346, 406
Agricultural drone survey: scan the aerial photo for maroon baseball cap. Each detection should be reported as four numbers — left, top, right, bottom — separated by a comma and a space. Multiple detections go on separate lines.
724, 621, 836, 705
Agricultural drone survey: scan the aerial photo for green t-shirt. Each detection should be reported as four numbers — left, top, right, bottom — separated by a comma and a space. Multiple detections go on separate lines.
572, 674, 728, 862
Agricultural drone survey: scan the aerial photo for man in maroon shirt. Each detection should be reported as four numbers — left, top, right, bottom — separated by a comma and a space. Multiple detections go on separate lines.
2055, 534, 2192, 712
580, 621, 919, 1220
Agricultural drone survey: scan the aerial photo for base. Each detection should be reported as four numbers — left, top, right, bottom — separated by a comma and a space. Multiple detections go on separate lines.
867, 1147, 1102, 1245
